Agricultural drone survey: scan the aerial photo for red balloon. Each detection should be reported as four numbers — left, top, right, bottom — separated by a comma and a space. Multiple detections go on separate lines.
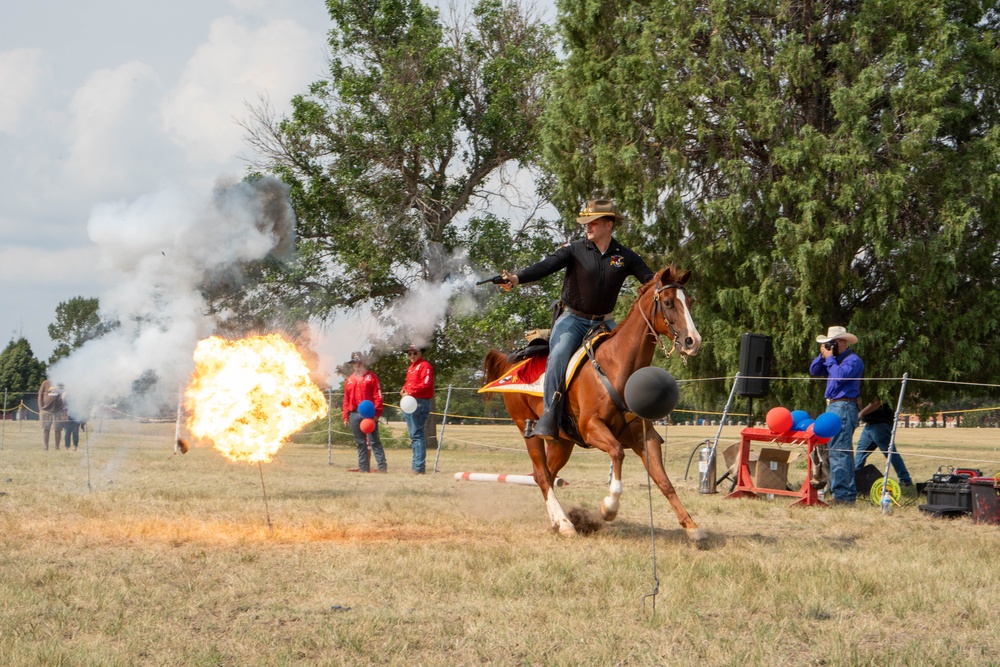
360, 418, 376, 434
766, 407, 794, 434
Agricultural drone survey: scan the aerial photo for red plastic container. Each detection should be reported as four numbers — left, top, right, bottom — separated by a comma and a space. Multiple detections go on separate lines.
969, 476, 1000, 525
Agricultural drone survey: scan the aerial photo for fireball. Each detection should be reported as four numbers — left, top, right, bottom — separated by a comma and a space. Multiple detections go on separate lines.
185, 334, 327, 463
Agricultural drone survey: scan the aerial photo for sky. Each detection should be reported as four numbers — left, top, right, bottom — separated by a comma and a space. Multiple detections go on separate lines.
0, 0, 333, 364
0, 0, 557, 411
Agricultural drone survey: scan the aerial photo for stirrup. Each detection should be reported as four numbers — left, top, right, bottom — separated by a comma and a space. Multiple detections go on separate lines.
532, 408, 559, 439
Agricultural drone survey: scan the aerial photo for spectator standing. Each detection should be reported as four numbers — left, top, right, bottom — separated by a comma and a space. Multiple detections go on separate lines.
854, 398, 912, 487
401, 345, 434, 474
37, 379, 64, 451
342, 352, 387, 473
808, 326, 863, 505
60, 389, 84, 451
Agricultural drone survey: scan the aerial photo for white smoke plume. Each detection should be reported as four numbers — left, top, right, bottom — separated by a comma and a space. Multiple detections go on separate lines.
310, 244, 483, 377
49, 176, 295, 419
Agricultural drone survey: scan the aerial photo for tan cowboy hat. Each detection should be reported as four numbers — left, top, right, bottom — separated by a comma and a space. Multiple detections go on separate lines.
816, 326, 858, 345
576, 199, 619, 225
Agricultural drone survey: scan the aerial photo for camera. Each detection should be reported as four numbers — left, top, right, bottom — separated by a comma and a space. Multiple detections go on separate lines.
822, 341, 837, 352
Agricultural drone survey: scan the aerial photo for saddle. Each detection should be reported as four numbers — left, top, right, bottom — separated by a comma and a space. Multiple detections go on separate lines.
494, 324, 631, 447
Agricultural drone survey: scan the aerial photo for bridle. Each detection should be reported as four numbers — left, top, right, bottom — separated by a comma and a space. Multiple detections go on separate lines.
639, 281, 690, 361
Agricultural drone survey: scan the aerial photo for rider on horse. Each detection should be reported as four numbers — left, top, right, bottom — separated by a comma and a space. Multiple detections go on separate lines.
500, 199, 655, 440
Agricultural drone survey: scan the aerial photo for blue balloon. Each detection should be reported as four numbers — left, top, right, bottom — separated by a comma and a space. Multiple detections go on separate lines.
813, 412, 842, 438
790, 410, 810, 426
794, 418, 814, 432
358, 400, 376, 419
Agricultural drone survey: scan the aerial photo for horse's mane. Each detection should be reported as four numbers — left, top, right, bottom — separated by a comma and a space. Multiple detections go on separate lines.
483, 349, 511, 384
603, 264, 683, 340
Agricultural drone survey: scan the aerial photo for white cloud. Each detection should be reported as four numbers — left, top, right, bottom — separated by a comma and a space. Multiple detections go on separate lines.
0, 48, 48, 133
64, 61, 170, 195
162, 16, 321, 164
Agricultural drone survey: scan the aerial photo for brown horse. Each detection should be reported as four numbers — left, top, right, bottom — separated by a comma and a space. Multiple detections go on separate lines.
484, 265, 706, 541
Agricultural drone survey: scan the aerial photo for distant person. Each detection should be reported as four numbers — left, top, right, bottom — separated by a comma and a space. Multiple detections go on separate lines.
808, 326, 863, 505
60, 389, 85, 451
342, 352, 387, 473
37, 379, 64, 451
401, 344, 434, 474
53, 383, 69, 447
854, 398, 912, 487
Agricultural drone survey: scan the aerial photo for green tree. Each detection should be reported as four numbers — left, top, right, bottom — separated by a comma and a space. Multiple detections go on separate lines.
241, 0, 557, 339
0, 337, 46, 411
543, 0, 1000, 405
47, 296, 118, 364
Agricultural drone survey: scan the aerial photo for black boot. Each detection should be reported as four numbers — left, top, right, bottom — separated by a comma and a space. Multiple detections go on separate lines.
532, 393, 562, 440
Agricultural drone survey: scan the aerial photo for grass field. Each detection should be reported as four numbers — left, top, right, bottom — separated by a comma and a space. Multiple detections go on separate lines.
1, 419, 999, 666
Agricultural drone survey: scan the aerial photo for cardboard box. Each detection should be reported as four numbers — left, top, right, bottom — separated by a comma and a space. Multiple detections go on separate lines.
752, 448, 800, 490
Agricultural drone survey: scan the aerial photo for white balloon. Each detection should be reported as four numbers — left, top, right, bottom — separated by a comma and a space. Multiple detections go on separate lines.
400, 395, 418, 414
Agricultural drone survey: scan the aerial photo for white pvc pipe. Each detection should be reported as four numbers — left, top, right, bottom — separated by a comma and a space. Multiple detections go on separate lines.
454, 472, 566, 487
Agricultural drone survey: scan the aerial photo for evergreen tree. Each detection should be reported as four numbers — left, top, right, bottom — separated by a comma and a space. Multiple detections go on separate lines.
543, 0, 1000, 405
0, 338, 46, 411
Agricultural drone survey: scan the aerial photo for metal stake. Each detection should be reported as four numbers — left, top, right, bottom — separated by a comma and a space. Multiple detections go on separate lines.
705, 372, 741, 492
641, 420, 660, 615
327, 387, 333, 466
85, 419, 92, 492
882, 373, 909, 507
174, 387, 183, 453
1, 388, 6, 450
432, 385, 452, 473
258, 461, 273, 533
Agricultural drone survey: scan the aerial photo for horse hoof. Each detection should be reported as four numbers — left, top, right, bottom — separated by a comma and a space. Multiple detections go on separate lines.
558, 519, 578, 537
686, 527, 709, 546
599, 503, 618, 522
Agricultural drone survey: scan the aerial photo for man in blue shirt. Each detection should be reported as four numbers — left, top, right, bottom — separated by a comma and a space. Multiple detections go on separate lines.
809, 326, 864, 504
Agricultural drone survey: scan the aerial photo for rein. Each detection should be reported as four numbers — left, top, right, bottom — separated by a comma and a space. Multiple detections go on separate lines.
638, 281, 688, 362
583, 278, 690, 436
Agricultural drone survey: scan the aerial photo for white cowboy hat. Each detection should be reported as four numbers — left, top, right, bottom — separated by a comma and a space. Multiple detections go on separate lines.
815, 326, 858, 345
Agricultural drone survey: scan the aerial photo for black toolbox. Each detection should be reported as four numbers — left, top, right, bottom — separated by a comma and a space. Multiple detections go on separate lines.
925, 482, 972, 513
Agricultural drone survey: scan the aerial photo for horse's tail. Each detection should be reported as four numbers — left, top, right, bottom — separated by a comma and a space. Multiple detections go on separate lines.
483, 349, 511, 384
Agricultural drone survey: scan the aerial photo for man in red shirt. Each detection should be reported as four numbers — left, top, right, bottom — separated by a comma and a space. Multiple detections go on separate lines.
401, 344, 434, 474
342, 351, 387, 472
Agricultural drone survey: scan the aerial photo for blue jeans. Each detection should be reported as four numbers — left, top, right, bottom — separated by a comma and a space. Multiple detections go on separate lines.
854, 422, 911, 485
544, 311, 616, 415
825, 401, 859, 502
403, 398, 431, 473
349, 412, 386, 472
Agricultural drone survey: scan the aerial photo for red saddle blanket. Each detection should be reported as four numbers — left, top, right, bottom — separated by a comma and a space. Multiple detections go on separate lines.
479, 355, 547, 396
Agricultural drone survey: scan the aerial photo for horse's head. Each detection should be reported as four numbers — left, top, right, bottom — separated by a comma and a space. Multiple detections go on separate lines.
642, 266, 702, 357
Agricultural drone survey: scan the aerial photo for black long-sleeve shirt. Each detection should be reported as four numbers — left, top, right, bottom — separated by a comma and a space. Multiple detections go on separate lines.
516, 238, 655, 317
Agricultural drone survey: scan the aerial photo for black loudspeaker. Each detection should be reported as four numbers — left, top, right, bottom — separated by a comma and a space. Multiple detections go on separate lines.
736, 333, 772, 397
855, 464, 883, 499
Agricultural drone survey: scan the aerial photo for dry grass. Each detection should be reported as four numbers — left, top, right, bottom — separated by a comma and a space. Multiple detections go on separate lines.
1, 419, 999, 666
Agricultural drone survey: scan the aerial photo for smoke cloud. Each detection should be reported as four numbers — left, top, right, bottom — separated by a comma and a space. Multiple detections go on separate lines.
310, 244, 483, 382
49, 176, 296, 419
50, 175, 493, 408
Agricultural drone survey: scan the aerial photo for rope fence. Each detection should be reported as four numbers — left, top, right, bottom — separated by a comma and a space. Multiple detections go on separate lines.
3, 373, 1000, 471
